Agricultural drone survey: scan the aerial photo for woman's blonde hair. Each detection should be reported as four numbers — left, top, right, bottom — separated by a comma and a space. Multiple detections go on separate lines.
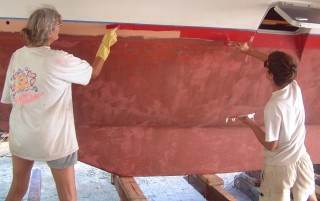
21, 6, 61, 46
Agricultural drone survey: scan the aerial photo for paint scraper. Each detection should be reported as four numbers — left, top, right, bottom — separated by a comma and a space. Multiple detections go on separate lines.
226, 113, 255, 123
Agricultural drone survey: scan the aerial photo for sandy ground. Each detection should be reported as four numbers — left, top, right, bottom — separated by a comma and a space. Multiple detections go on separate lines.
0, 141, 252, 201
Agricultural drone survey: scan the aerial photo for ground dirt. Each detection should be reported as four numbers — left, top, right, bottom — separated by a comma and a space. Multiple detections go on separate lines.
0, 141, 251, 201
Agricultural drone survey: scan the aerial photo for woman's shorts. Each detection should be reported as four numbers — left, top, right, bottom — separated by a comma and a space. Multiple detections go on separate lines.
47, 151, 78, 169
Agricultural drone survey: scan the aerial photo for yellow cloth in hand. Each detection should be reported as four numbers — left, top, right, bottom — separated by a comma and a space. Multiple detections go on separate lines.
96, 28, 118, 60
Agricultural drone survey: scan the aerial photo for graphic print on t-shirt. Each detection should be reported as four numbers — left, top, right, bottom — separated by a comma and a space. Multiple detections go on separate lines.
10, 67, 44, 106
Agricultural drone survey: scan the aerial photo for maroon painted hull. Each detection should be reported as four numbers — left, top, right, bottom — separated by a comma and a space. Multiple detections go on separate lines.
76, 125, 320, 176
0, 27, 319, 176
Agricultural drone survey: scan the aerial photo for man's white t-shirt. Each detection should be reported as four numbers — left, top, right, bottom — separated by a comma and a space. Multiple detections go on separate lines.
263, 80, 306, 166
1, 46, 92, 161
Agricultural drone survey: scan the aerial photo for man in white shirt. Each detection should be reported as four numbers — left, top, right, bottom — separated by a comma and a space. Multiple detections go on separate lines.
235, 42, 316, 201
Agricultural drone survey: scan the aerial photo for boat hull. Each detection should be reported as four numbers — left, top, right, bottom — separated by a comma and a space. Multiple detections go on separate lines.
0, 27, 319, 176
76, 125, 320, 176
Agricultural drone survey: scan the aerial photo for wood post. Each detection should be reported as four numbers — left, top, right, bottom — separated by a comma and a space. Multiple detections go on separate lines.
113, 175, 147, 201
187, 174, 237, 201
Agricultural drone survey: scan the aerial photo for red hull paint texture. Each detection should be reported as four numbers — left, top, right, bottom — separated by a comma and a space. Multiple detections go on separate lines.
0, 29, 319, 176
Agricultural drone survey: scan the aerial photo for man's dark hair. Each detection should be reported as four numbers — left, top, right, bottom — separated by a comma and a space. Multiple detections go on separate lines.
267, 51, 297, 87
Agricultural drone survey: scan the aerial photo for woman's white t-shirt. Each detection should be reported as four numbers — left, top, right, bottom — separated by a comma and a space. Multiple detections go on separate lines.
263, 80, 306, 166
1, 46, 92, 161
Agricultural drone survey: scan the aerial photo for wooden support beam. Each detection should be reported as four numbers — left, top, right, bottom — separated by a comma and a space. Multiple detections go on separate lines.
206, 186, 238, 201
234, 174, 260, 201
238, 171, 261, 187
27, 169, 41, 201
114, 175, 147, 201
197, 174, 224, 186
244, 171, 261, 187
111, 174, 116, 185
187, 174, 237, 201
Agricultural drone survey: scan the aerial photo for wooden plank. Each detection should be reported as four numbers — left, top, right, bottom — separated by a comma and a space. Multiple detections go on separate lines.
187, 174, 224, 194
114, 175, 147, 201
206, 186, 238, 201
241, 172, 261, 187
197, 174, 224, 186
27, 169, 41, 201
188, 174, 237, 201
234, 176, 259, 201
111, 174, 115, 185
186, 175, 206, 195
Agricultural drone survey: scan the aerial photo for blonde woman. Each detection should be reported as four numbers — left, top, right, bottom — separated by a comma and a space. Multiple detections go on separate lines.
1, 6, 117, 201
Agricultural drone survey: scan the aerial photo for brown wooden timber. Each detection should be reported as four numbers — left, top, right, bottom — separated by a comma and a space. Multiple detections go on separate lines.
198, 174, 224, 186
188, 174, 237, 201
206, 186, 238, 201
114, 175, 147, 201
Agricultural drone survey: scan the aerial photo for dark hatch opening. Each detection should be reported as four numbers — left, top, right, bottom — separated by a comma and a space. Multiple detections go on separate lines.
258, 7, 299, 32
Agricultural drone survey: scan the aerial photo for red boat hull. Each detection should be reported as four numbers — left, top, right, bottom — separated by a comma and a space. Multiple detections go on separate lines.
0, 27, 319, 176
